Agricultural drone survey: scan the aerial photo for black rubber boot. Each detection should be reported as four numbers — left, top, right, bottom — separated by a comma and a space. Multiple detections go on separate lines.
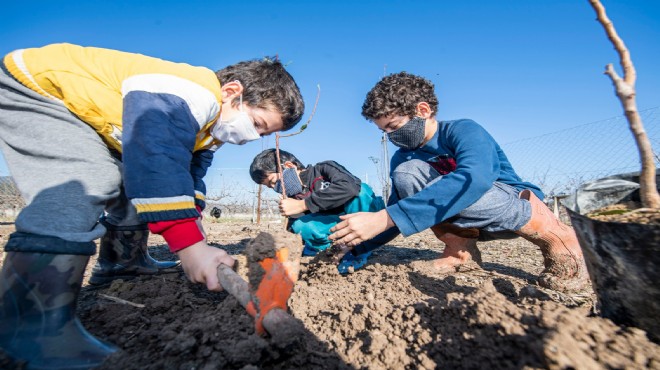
89, 221, 180, 285
0, 252, 118, 369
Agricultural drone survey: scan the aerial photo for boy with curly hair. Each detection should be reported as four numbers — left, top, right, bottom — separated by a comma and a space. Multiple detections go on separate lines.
0, 43, 304, 368
250, 148, 384, 273
330, 72, 589, 294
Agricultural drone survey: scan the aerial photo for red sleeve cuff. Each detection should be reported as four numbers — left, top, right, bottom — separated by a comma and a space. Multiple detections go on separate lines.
148, 218, 204, 253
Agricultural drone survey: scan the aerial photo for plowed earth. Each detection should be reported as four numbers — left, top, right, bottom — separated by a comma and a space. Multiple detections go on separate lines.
1, 220, 658, 369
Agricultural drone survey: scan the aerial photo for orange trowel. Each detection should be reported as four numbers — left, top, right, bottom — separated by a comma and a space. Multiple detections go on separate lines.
216, 231, 302, 336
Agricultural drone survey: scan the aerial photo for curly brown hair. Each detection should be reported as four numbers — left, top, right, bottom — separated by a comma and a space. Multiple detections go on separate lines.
361, 72, 438, 121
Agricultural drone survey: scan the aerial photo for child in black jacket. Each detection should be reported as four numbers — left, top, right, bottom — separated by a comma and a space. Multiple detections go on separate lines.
250, 149, 384, 273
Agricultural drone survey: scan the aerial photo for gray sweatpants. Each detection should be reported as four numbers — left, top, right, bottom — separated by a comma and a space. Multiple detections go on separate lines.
0, 65, 139, 255
391, 159, 532, 234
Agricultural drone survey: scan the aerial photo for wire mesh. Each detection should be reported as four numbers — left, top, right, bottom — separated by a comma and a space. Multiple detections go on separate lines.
501, 106, 660, 196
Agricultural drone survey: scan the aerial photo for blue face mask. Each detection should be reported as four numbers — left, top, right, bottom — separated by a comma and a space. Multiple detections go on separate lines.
274, 168, 303, 197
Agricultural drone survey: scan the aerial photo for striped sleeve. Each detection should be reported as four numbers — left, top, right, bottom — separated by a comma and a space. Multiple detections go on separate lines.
121, 73, 219, 223
191, 149, 215, 211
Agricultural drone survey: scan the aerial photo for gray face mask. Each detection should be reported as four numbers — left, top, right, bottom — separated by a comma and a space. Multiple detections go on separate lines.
387, 117, 426, 150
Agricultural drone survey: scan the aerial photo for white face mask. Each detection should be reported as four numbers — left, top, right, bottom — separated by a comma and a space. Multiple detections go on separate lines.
211, 94, 260, 145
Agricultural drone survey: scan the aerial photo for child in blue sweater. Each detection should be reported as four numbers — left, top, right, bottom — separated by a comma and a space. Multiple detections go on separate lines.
330, 72, 589, 293
250, 149, 384, 273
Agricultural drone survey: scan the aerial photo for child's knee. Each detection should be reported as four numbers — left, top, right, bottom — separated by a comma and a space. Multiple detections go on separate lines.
392, 159, 438, 199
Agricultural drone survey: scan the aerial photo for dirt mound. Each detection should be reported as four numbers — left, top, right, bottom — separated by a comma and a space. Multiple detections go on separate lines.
292, 257, 658, 369
0, 222, 658, 369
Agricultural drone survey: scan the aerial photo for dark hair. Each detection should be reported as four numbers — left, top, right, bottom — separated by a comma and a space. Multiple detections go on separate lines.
361, 72, 438, 121
216, 57, 305, 131
249, 148, 305, 184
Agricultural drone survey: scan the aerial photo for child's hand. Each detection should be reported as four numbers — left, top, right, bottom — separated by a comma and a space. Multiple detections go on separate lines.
329, 210, 396, 247
279, 198, 308, 216
176, 241, 235, 291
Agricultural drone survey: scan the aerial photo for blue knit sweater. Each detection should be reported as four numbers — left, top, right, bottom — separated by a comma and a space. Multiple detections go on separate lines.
386, 119, 543, 236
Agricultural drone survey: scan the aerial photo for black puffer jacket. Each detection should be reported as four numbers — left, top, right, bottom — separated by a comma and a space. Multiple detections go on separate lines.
296, 161, 361, 214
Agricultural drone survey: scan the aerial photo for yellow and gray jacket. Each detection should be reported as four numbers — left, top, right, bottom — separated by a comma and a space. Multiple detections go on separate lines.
3, 43, 223, 248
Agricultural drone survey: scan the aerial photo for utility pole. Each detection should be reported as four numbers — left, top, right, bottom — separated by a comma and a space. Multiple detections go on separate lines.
381, 132, 391, 203
369, 150, 391, 203
380, 64, 391, 203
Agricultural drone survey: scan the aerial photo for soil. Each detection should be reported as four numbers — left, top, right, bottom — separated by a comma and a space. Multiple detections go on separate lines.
1, 220, 659, 369
245, 230, 302, 293
586, 204, 660, 225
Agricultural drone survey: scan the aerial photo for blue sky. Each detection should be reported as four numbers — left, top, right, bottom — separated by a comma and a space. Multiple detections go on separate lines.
1, 0, 659, 198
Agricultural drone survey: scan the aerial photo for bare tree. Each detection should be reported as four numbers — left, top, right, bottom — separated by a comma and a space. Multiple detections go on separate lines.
205, 180, 238, 203
589, 0, 660, 208
205, 180, 253, 220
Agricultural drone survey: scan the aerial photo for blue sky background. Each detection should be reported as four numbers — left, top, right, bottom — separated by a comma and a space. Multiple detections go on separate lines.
1, 0, 659, 199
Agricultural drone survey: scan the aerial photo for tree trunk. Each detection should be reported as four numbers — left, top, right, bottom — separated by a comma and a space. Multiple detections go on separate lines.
590, 0, 660, 208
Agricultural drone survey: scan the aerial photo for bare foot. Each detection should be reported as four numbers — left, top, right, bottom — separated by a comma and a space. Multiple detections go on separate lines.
432, 252, 481, 273
411, 239, 483, 274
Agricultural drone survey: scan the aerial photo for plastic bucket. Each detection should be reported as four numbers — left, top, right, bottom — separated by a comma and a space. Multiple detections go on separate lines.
565, 206, 660, 342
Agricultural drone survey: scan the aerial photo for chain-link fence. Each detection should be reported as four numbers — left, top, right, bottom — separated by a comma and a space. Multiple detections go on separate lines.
501, 106, 660, 197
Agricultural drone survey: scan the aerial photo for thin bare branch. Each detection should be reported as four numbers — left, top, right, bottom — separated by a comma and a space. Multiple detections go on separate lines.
99, 293, 145, 308
589, 0, 635, 85
274, 134, 288, 229
603, 63, 635, 102
279, 84, 321, 138
274, 83, 322, 198
271, 84, 322, 229
275, 134, 286, 199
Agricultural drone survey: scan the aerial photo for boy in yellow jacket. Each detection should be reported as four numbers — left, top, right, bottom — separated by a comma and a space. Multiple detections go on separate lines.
0, 43, 304, 368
